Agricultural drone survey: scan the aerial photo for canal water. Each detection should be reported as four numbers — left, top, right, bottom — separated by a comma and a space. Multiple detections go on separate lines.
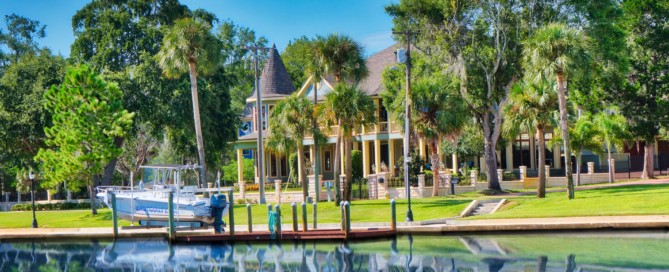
1, 231, 668, 271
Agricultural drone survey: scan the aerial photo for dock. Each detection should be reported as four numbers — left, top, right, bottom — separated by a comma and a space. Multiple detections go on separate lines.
177, 228, 396, 242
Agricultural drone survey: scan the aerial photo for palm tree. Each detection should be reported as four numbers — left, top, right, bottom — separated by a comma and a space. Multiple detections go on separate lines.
320, 84, 376, 201
267, 94, 321, 200
504, 79, 558, 198
594, 109, 629, 183
311, 34, 368, 204
567, 113, 604, 186
523, 23, 590, 199
156, 17, 220, 188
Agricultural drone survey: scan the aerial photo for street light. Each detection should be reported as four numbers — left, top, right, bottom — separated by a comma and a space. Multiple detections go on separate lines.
29, 172, 38, 228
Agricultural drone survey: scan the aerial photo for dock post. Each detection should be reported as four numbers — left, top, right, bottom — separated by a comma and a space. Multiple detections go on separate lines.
228, 190, 234, 237
301, 202, 308, 232
344, 201, 351, 239
312, 202, 317, 230
274, 204, 282, 239
247, 203, 253, 233
267, 203, 272, 214
340, 201, 346, 231
111, 192, 118, 239
390, 199, 396, 230
167, 191, 175, 242
291, 202, 298, 232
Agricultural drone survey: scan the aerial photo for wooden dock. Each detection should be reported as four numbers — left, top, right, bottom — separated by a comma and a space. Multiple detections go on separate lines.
176, 228, 396, 243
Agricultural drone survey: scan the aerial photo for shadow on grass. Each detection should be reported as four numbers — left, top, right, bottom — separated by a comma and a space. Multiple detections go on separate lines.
576, 184, 669, 199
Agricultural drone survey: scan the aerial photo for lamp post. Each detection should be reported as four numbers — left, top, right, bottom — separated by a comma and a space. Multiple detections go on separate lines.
393, 29, 417, 222
29, 172, 38, 228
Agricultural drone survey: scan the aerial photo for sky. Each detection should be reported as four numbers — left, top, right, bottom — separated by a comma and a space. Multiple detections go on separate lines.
0, 0, 398, 57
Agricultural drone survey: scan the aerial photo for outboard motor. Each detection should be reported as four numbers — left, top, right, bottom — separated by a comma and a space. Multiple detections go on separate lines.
210, 194, 227, 233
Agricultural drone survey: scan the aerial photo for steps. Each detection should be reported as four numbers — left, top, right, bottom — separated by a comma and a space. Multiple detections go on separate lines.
460, 199, 506, 217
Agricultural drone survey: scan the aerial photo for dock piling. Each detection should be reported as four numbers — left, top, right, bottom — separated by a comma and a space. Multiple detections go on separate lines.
228, 190, 234, 237
312, 202, 317, 230
344, 201, 351, 239
247, 203, 252, 233
111, 192, 118, 239
301, 202, 308, 232
167, 191, 175, 241
340, 201, 345, 231
390, 199, 396, 230
291, 202, 298, 232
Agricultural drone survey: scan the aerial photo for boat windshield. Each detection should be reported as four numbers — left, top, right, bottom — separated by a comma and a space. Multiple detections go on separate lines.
140, 164, 201, 189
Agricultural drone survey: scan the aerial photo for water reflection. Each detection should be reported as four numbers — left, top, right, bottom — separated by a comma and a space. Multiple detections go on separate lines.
2, 231, 669, 271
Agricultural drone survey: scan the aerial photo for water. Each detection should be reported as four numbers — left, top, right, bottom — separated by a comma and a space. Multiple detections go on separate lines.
2, 231, 669, 271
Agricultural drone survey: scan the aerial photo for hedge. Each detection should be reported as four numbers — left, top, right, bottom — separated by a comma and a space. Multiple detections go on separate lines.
11, 202, 92, 211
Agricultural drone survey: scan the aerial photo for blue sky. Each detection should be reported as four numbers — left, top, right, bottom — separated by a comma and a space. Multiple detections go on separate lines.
0, 0, 398, 57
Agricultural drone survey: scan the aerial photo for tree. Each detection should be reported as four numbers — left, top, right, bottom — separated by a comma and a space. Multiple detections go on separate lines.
282, 36, 315, 89
523, 23, 590, 199
267, 94, 321, 200
594, 109, 630, 183
35, 65, 134, 214
616, 0, 669, 179
310, 34, 368, 204
387, 0, 523, 192
0, 49, 66, 187
383, 67, 467, 196
504, 78, 558, 198
0, 14, 46, 67
70, 0, 189, 186
156, 17, 221, 188
222, 158, 254, 184
320, 84, 376, 201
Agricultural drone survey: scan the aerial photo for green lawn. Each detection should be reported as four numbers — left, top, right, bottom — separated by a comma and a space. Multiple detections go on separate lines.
472, 183, 669, 219
2, 183, 669, 228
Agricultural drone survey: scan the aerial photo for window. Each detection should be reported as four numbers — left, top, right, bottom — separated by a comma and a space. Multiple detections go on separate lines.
324, 150, 332, 171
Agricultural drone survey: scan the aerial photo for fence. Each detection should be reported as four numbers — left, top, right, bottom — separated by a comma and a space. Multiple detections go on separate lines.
350, 178, 369, 200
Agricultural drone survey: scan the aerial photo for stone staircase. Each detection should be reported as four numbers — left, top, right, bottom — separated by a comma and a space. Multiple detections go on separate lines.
460, 199, 506, 217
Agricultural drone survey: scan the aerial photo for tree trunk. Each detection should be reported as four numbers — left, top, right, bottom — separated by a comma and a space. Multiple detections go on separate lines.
344, 136, 353, 201
88, 183, 97, 215
641, 141, 655, 179
430, 138, 440, 197
576, 151, 582, 186
101, 137, 124, 186
537, 127, 546, 198
607, 144, 613, 183
188, 61, 207, 188
556, 72, 574, 199
297, 144, 307, 200
333, 120, 342, 206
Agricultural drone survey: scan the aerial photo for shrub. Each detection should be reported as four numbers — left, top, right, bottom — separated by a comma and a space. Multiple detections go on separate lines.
11, 202, 92, 211
351, 150, 362, 180
289, 153, 298, 183
222, 158, 255, 184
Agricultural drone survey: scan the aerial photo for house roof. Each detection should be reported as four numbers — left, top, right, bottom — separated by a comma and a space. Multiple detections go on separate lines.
359, 44, 401, 96
249, 45, 295, 100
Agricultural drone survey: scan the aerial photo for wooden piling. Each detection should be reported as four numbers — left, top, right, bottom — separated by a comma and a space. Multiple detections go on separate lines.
167, 191, 175, 242
301, 202, 308, 232
247, 203, 252, 233
291, 202, 298, 232
344, 201, 351, 239
390, 199, 396, 231
274, 204, 282, 239
228, 190, 234, 237
312, 202, 317, 230
111, 192, 118, 239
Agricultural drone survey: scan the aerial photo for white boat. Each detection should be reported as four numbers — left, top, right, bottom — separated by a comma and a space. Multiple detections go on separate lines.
96, 164, 230, 228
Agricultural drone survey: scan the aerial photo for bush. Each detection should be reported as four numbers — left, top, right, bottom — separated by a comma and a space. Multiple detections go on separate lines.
351, 150, 362, 180
11, 202, 92, 211
222, 158, 255, 184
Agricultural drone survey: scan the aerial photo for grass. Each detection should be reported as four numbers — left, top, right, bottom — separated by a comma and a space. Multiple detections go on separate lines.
472, 183, 669, 219
3, 183, 669, 228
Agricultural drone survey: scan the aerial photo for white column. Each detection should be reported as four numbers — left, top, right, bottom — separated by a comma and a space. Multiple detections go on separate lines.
362, 141, 370, 177
375, 139, 382, 173
452, 154, 458, 174
237, 149, 244, 184
389, 139, 396, 176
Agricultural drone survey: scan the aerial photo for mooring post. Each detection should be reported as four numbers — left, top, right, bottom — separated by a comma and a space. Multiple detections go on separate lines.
228, 190, 234, 237
312, 202, 317, 230
344, 201, 351, 239
390, 199, 396, 231
267, 203, 272, 214
340, 201, 345, 231
167, 191, 175, 242
274, 204, 282, 239
301, 202, 308, 232
111, 192, 118, 239
247, 203, 253, 233
291, 202, 298, 232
